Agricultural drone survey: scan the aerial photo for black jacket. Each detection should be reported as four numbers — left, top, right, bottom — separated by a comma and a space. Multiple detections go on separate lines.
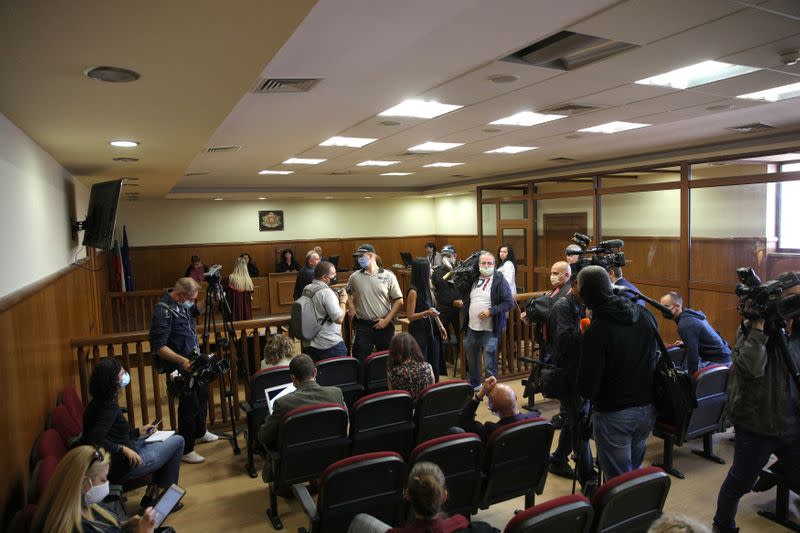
293, 265, 315, 299
548, 293, 583, 385
578, 295, 657, 412
82, 398, 138, 481
432, 265, 459, 307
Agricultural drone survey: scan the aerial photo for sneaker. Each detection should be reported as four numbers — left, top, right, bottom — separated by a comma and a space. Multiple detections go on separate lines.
182, 451, 205, 464
197, 430, 219, 443
549, 458, 575, 479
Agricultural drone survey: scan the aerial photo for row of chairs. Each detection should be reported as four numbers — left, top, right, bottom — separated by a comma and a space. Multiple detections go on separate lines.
270, 411, 555, 531
241, 358, 473, 478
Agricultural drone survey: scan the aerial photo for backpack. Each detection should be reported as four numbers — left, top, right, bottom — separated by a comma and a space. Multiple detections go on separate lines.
289, 284, 330, 341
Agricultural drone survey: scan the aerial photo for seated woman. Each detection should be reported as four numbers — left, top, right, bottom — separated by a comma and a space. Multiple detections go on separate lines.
183, 254, 207, 283
386, 332, 434, 402
240, 252, 260, 277
226, 256, 254, 321
82, 358, 184, 510
261, 334, 295, 370
348, 462, 472, 533
277, 249, 300, 272
32, 445, 157, 533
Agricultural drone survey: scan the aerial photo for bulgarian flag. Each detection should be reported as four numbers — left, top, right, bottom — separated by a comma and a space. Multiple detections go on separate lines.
111, 238, 126, 292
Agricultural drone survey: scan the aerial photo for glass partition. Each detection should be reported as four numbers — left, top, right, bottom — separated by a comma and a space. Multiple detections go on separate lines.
535, 180, 593, 194
600, 166, 680, 189
499, 200, 527, 220
535, 196, 593, 291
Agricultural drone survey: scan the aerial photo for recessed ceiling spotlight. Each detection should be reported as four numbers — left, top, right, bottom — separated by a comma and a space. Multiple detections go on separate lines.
737, 81, 800, 102
446, 193, 454, 196
258, 197, 267, 200
636, 60, 760, 89
364, 196, 372, 199
213, 197, 223, 201
259, 170, 294, 175
381, 172, 414, 176
380, 120, 402, 127
423, 162, 463, 168
283, 158, 326, 165
408, 141, 463, 152
490, 111, 566, 127
379, 99, 463, 119
488, 74, 519, 84
112, 157, 139, 162
706, 103, 736, 111
325, 196, 334, 199
579, 121, 651, 134
485, 146, 538, 154
84, 66, 141, 83
109, 140, 139, 148
319, 136, 378, 148
357, 160, 400, 166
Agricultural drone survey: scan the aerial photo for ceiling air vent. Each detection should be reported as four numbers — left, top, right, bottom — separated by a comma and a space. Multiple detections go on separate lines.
541, 103, 598, 116
252, 78, 321, 93
502, 31, 638, 71
549, 157, 576, 162
727, 122, 775, 133
205, 146, 240, 153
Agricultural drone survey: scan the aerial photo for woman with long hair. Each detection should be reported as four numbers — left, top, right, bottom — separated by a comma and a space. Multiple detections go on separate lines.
226, 256, 254, 321
496, 244, 517, 297
32, 446, 156, 533
277, 249, 300, 272
82, 358, 184, 510
386, 332, 434, 401
240, 252, 260, 277
405, 259, 447, 381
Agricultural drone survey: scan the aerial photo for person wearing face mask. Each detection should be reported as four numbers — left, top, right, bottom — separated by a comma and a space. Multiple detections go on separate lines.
302, 261, 349, 361
82, 359, 185, 512
32, 446, 157, 533
149, 277, 217, 465
459, 252, 515, 388
432, 245, 462, 375
457, 376, 539, 443
346, 244, 404, 362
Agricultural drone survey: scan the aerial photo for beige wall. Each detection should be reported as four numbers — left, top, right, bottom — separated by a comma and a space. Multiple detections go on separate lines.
434, 193, 477, 235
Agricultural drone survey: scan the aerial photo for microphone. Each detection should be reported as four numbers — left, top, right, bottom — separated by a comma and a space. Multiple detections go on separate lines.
598, 239, 624, 249
443, 271, 453, 281
204, 264, 222, 277
612, 284, 633, 295
580, 317, 591, 334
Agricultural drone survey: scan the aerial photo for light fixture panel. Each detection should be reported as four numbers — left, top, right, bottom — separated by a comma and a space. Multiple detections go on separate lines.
378, 99, 462, 119
578, 121, 651, 134
485, 146, 538, 154
636, 60, 761, 90
357, 160, 400, 166
319, 136, 378, 148
490, 111, 566, 127
408, 141, 464, 152
283, 158, 326, 165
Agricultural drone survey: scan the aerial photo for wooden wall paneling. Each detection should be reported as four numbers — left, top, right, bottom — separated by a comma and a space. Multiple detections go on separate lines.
633, 282, 680, 342
766, 254, 800, 278
688, 288, 741, 347
434, 235, 480, 257
601, 236, 680, 282
268, 273, 299, 315
690, 237, 762, 284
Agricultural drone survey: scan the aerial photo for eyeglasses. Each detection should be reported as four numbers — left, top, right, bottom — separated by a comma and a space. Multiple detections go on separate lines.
88, 447, 103, 469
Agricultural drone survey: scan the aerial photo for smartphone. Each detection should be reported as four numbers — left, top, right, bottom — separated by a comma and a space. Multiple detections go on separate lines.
150, 418, 163, 428
152, 484, 186, 527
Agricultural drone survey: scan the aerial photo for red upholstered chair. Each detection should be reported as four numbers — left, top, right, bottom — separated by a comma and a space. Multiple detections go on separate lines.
591, 466, 671, 533
58, 385, 84, 432
50, 405, 81, 447
410, 432, 483, 518
504, 494, 593, 533
28, 456, 59, 504
265, 402, 350, 530
8, 504, 37, 533
315, 356, 364, 409
363, 350, 389, 394
38, 429, 67, 462
350, 391, 414, 458
414, 380, 473, 443
653, 364, 730, 478
480, 418, 554, 510
294, 451, 406, 533
240, 365, 292, 478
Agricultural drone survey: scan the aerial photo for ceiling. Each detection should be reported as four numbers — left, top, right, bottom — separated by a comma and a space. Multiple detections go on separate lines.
2, 0, 800, 201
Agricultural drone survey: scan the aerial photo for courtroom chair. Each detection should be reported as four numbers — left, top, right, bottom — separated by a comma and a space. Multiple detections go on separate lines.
49, 405, 81, 448
480, 418, 553, 510
265, 403, 350, 530
665, 345, 686, 367
414, 380, 473, 443
315, 356, 363, 410
8, 504, 37, 533
36, 428, 67, 463
409, 432, 483, 518
57, 384, 84, 432
756, 464, 800, 530
240, 365, 292, 478
362, 350, 389, 394
653, 364, 730, 479
503, 494, 593, 533
591, 466, 671, 533
350, 391, 414, 458
294, 451, 406, 533
28, 456, 59, 505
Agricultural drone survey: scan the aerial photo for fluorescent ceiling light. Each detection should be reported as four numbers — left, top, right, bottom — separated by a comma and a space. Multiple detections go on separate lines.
579, 121, 651, 134
258, 170, 294, 175
378, 99, 462, 119
357, 160, 400, 166
109, 140, 139, 147
408, 141, 463, 152
382, 172, 414, 176
737, 81, 800, 102
635, 60, 760, 89
283, 158, 326, 165
485, 145, 538, 154
490, 111, 566, 127
319, 136, 378, 148
423, 162, 463, 168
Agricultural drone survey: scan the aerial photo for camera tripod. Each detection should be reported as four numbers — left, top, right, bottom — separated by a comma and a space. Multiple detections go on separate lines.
200, 279, 241, 456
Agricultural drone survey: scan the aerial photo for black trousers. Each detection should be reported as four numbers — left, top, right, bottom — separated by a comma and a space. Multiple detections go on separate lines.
352, 319, 395, 363
170, 383, 209, 454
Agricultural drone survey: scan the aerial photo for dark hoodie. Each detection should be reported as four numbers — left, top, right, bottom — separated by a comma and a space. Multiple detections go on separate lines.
675, 308, 731, 375
578, 295, 658, 412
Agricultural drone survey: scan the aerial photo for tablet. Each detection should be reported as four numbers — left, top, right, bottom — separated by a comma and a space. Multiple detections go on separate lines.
152, 483, 186, 527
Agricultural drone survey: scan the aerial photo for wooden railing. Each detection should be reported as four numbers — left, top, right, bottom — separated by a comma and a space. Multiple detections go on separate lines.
71, 316, 290, 431
106, 290, 165, 333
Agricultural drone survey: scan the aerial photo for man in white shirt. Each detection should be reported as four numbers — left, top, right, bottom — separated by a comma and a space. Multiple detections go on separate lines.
303, 261, 349, 362
459, 252, 515, 388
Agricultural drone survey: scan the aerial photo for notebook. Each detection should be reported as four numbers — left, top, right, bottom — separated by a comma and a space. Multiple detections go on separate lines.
145, 430, 176, 443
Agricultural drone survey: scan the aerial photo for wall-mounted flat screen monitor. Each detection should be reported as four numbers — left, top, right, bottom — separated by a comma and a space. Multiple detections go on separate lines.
82, 179, 122, 250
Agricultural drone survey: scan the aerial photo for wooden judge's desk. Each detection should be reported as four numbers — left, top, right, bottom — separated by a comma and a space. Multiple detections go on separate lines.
259, 270, 353, 316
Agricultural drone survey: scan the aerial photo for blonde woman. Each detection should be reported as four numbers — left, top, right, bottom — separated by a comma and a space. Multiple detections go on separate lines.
261, 334, 295, 370
32, 446, 156, 533
226, 256, 254, 321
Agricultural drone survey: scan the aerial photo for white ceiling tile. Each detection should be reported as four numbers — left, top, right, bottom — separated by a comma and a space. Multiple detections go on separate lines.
579, 84, 677, 107
691, 69, 800, 98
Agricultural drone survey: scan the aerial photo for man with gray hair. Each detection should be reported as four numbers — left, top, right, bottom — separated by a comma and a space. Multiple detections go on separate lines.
576, 265, 658, 479
293, 249, 321, 300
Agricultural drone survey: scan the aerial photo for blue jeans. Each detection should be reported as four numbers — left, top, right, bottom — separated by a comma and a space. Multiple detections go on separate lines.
463, 329, 498, 388
119, 435, 184, 489
304, 341, 347, 362
713, 426, 800, 532
592, 404, 655, 480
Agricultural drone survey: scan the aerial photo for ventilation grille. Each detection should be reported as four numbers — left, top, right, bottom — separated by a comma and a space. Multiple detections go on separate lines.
541, 103, 598, 115
394, 151, 427, 158
205, 146, 240, 153
727, 122, 775, 133
549, 157, 576, 162
252, 78, 321, 93
502, 31, 638, 71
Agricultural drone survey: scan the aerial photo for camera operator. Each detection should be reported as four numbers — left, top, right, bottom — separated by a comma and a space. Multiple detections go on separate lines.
432, 245, 461, 375
712, 279, 800, 533
149, 277, 218, 465
302, 261, 349, 362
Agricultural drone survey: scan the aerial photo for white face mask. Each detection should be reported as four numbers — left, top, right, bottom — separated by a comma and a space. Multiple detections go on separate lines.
84, 478, 110, 505
479, 266, 494, 277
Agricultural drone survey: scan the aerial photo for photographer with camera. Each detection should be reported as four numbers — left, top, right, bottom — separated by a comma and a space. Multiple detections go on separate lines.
712, 272, 800, 533
432, 245, 461, 375
302, 261, 349, 361
149, 277, 218, 465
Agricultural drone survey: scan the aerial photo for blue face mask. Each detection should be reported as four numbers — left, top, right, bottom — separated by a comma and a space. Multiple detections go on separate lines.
120, 371, 130, 388
357, 256, 370, 268
181, 300, 194, 310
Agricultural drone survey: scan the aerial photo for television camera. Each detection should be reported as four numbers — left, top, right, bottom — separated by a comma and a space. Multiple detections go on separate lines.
565, 233, 626, 274
735, 268, 800, 322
